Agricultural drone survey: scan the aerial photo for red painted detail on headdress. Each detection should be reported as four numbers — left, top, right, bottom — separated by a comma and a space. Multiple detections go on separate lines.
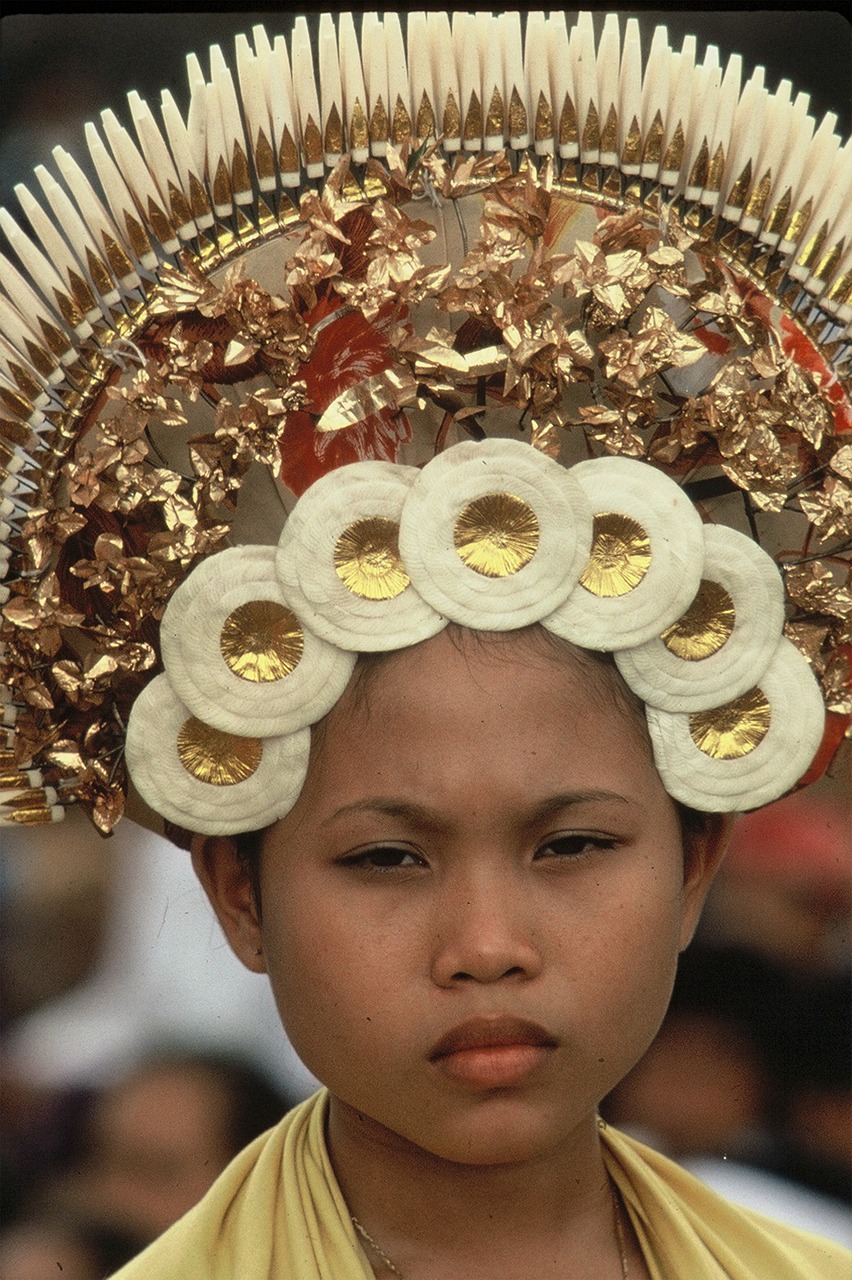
690, 322, 732, 356
277, 296, 412, 496
798, 710, 852, 789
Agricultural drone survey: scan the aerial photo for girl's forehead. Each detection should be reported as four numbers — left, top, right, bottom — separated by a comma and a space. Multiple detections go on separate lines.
323, 626, 650, 750
283, 625, 673, 842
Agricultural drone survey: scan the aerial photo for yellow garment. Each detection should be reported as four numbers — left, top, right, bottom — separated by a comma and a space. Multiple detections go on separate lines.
109, 1090, 850, 1279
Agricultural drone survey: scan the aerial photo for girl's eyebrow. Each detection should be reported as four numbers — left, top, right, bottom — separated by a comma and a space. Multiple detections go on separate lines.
323, 790, 632, 830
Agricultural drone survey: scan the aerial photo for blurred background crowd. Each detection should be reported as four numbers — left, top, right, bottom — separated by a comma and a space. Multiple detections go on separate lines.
1, 9, 851, 1278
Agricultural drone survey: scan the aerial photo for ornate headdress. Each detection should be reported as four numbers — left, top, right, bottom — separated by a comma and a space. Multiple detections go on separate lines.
1, 12, 849, 838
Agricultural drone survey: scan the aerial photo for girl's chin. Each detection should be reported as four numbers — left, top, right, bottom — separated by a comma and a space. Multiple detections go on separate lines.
330, 1091, 600, 1170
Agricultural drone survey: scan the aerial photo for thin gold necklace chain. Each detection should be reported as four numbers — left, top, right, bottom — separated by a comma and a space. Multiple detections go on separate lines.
351, 1181, 630, 1279
351, 1215, 404, 1278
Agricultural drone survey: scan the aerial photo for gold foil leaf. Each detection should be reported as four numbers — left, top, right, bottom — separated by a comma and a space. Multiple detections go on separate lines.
530, 417, 562, 459
830, 446, 852, 483
799, 478, 852, 542
661, 580, 736, 660
579, 513, 651, 597
689, 689, 772, 760
220, 601, 304, 683
176, 719, 263, 786
453, 493, 540, 578
786, 562, 852, 619
334, 517, 410, 600
317, 368, 418, 432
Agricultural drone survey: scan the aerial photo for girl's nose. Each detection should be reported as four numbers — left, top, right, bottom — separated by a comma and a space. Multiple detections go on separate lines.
429, 871, 543, 987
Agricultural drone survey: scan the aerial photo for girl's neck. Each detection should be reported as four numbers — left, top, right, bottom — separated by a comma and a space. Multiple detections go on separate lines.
326, 1098, 642, 1280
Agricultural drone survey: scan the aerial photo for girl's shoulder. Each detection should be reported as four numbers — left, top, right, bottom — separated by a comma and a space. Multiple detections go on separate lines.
602, 1125, 851, 1280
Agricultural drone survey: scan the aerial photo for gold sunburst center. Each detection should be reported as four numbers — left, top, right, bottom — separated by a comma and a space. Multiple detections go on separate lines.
220, 600, 304, 683
688, 689, 772, 760
334, 517, 410, 600
177, 719, 263, 785
454, 493, 540, 578
661, 580, 736, 661
579, 512, 652, 598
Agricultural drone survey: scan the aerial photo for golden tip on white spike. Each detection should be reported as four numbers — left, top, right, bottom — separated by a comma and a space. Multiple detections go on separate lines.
236, 32, 277, 194
209, 43, 253, 206
658, 37, 696, 187
479, 15, 504, 151
547, 12, 576, 161
408, 11, 436, 143
682, 45, 722, 201
500, 12, 528, 150
361, 13, 389, 157
596, 13, 622, 167
14, 181, 102, 324
85, 120, 159, 268
425, 12, 460, 151
292, 16, 324, 178
525, 11, 553, 157
128, 91, 197, 241
572, 11, 599, 165
338, 12, 369, 164
268, 35, 300, 188
101, 107, 181, 254
455, 11, 483, 152
318, 12, 345, 166
51, 145, 140, 292
617, 17, 642, 174
0, 249, 82, 356
384, 13, 410, 148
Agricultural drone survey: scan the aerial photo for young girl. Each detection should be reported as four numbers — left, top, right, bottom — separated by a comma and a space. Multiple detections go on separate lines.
1, 11, 849, 1280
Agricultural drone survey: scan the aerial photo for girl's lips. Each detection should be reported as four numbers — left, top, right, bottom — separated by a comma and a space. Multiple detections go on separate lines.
429, 1017, 558, 1088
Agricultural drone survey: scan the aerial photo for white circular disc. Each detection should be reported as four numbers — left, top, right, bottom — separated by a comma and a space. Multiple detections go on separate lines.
125, 674, 311, 836
615, 525, 785, 711
397, 438, 593, 630
276, 460, 445, 650
160, 545, 356, 737
543, 456, 705, 650
645, 638, 826, 812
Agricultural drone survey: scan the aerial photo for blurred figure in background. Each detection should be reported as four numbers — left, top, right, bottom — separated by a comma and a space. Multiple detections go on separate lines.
700, 790, 851, 974
604, 787, 852, 1246
1, 809, 319, 1096
604, 945, 780, 1166
1, 1050, 292, 1276
0, 1215, 124, 1280
1, 810, 315, 1274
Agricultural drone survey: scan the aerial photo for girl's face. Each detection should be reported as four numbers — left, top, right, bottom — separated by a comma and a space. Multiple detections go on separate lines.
197, 628, 726, 1167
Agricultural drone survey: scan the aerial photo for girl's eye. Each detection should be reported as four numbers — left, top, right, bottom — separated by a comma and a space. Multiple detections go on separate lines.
535, 834, 617, 861
342, 846, 425, 872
